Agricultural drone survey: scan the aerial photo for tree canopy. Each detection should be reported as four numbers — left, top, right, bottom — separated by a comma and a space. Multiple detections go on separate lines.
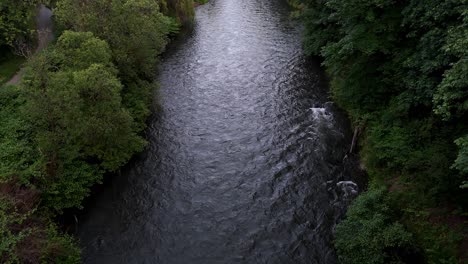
299, 0, 467, 262
0, 0, 195, 262
55, 0, 175, 82
0, 0, 38, 47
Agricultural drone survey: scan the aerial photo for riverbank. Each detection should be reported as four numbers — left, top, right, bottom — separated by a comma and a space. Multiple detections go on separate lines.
298, 0, 467, 262
0, 0, 196, 262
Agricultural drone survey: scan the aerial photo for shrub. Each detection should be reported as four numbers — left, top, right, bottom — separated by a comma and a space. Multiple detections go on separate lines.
335, 187, 417, 264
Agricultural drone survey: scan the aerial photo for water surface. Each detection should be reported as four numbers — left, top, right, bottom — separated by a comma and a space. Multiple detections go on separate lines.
79, 0, 360, 263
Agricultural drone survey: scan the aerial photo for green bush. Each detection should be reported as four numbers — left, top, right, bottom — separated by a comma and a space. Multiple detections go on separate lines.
55, 0, 174, 82
299, 0, 467, 260
0, 0, 39, 47
22, 31, 145, 210
0, 194, 33, 263
160, 0, 195, 25
1, 0, 191, 262
0, 181, 80, 264
0, 85, 37, 182
400, 208, 460, 264
335, 187, 416, 264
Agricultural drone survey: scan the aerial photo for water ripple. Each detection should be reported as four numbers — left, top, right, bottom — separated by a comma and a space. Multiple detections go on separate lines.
78, 0, 360, 263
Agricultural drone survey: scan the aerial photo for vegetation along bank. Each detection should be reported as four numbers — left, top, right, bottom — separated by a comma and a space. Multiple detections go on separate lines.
0, 0, 201, 262
297, 0, 467, 263
1, 0, 467, 263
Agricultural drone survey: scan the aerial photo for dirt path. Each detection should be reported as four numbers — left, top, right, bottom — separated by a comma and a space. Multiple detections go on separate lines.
6, 5, 53, 85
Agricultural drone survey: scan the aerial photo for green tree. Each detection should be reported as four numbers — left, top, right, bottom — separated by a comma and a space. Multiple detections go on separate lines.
299, 0, 468, 261
0, 181, 80, 263
160, 0, 195, 25
0, 85, 37, 181
453, 135, 468, 188
23, 31, 145, 210
55, 0, 175, 82
0, 0, 39, 47
335, 188, 415, 264
433, 8, 468, 120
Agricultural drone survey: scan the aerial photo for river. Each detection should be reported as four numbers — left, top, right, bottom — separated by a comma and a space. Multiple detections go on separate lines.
78, 0, 361, 263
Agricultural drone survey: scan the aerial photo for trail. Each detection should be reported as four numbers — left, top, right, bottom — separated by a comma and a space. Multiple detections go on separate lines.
6, 5, 53, 85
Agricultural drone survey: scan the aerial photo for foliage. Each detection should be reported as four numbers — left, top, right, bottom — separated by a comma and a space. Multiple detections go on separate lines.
1, 0, 190, 262
0, 85, 38, 182
54, 0, 174, 82
22, 31, 145, 210
453, 135, 468, 176
0, 192, 33, 263
0, 0, 39, 47
335, 187, 416, 264
0, 181, 80, 263
299, 0, 468, 261
54, 0, 184, 136
194, 0, 208, 5
40, 224, 81, 264
400, 208, 461, 264
433, 8, 468, 120
160, 0, 195, 25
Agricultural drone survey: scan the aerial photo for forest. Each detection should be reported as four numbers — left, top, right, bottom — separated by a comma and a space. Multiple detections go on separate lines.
0, 0, 195, 262
0, 0, 466, 263
298, 0, 467, 263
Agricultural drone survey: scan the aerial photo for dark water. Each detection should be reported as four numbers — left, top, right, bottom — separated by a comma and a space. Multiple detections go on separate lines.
78, 0, 361, 263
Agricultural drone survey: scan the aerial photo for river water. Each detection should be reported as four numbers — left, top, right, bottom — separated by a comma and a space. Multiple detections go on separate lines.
78, 0, 361, 263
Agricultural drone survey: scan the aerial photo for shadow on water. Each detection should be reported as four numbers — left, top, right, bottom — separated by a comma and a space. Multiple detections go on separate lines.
76, 0, 366, 263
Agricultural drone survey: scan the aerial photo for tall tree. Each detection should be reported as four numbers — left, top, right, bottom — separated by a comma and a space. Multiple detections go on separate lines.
23, 31, 145, 210
55, 0, 175, 82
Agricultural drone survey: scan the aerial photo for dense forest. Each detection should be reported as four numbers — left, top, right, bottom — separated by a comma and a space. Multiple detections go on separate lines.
0, 0, 466, 263
0, 0, 195, 262
298, 0, 467, 263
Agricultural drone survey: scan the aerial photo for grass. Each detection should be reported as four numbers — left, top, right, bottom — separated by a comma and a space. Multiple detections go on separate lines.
0, 51, 25, 86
